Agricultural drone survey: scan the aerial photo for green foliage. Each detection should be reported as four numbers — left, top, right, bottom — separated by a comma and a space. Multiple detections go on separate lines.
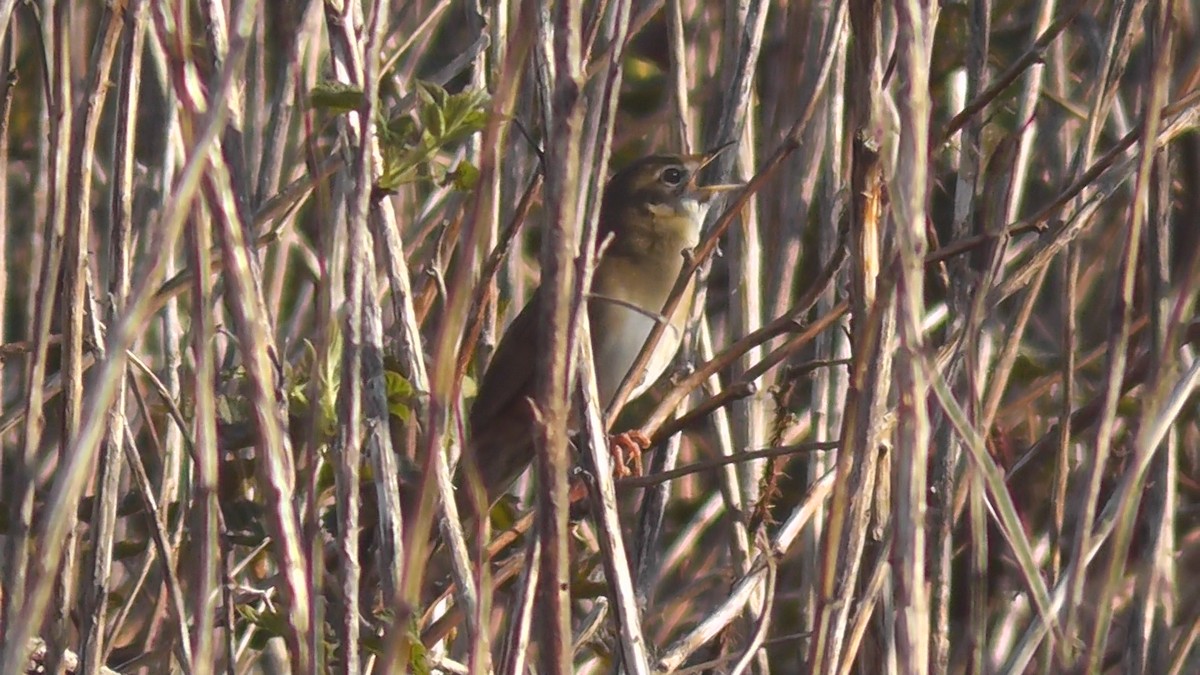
282, 328, 423, 438
460, 373, 478, 401
384, 370, 415, 423
308, 81, 367, 113
487, 494, 522, 532
445, 160, 480, 191
287, 332, 343, 441
404, 619, 433, 675
237, 604, 292, 651
315, 456, 337, 495
357, 616, 430, 674
311, 78, 490, 193
214, 364, 252, 425
378, 81, 490, 191
409, 641, 432, 675
1009, 352, 1053, 383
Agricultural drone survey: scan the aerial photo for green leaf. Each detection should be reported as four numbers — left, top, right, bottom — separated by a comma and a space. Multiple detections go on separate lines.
446, 160, 480, 191
416, 80, 449, 110
384, 115, 419, 144
438, 89, 490, 146
417, 84, 448, 138
315, 457, 335, 495
488, 496, 522, 532
235, 604, 259, 625
460, 373, 478, 400
409, 639, 431, 675
236, 604, 289, 651
385, 370, 415, 422
248, 628, 272, 651
254, 608, 289, 640
374, 81, 490, 193
309, 81, 366, 113
362, 633, 384, 656
378, 143, 421, 191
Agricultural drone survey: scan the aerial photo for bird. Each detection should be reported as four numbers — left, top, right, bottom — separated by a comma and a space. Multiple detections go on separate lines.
460, 146, 741, 516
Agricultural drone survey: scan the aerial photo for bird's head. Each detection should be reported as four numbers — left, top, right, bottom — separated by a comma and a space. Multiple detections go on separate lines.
598, 145, 742, 257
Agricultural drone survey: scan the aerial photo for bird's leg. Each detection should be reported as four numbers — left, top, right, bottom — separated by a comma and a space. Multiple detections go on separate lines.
608, 430, 650, 477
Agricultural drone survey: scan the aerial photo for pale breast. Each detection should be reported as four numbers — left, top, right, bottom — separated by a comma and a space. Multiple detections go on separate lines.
588, 200, 702, 409
591, 300, 684, 408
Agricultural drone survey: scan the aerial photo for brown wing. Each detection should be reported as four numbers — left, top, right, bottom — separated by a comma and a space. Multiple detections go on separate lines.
463, 290, 545, 510
468, 290, 542, 431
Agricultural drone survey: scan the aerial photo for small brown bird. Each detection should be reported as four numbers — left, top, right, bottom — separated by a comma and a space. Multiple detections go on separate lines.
463, 147, 740, 512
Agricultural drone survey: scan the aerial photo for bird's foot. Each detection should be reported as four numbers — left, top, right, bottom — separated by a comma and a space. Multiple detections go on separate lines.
608, 430, 650, 478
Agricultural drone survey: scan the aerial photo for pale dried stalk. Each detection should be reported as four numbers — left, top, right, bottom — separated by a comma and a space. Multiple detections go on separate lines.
469, 0, 503, 376
52, 5, 124, 674
0, 8, 11, 623
807, 1, 851, 661
1001, 352, 1200, 673
185, 138, 222, 675
728, 543, 775, 675
924, 355, 1065, 668
890, 2, 935, 671
807, 1, 890, 664
324, 0, 401, 668
198, 5, 312, 669
578, 315, 651, 675
0, 1, 259, 667
1061, 0, 1152, 656
497, 535, 541, 675
1084, 1, 1175, 668
930, 0, 989, 670
4, 0, 73, 639
26, 638, 124, 675
676, 1, 768, 653
709, 0, 769, 525
389, 8, 534, 674
532, 0, 588, 669
1126, 110, 1177, 675
655, 469, 835, 672
80, 2, 150, 673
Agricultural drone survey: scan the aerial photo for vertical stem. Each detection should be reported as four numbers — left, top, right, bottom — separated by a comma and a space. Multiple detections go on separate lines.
0, 2, 245, 665
891, 2, 933, 672
186, 167, 221, 675
79, 2, 146, 673
1085, 0, 1173, 669
809, 2, 894, 672
930, 0, 988, 669
805, 1, 850, 657
709, 0, 769, 508
534, 1, 586, 671
6, 0, 72, 636
58, 2, 120, 670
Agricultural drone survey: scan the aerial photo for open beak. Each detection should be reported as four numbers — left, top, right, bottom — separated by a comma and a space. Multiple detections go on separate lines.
693, 182, 744, 203
698, 140, 737, 169
687, 141, 743, 202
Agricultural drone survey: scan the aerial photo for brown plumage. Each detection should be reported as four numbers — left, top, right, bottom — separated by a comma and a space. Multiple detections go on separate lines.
461, 149, 740, 514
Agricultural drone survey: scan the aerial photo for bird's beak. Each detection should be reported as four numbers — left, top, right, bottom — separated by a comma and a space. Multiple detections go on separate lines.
698, 141, 737, 169
687, 142, 742, 203
681, 141, 736, 180
692, 182, 744, 203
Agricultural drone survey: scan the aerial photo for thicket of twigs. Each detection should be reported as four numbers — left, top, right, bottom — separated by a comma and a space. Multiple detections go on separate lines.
0, 0, 1198, 673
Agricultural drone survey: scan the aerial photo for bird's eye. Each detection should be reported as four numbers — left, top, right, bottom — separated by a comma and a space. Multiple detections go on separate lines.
660, 166, 685, 186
